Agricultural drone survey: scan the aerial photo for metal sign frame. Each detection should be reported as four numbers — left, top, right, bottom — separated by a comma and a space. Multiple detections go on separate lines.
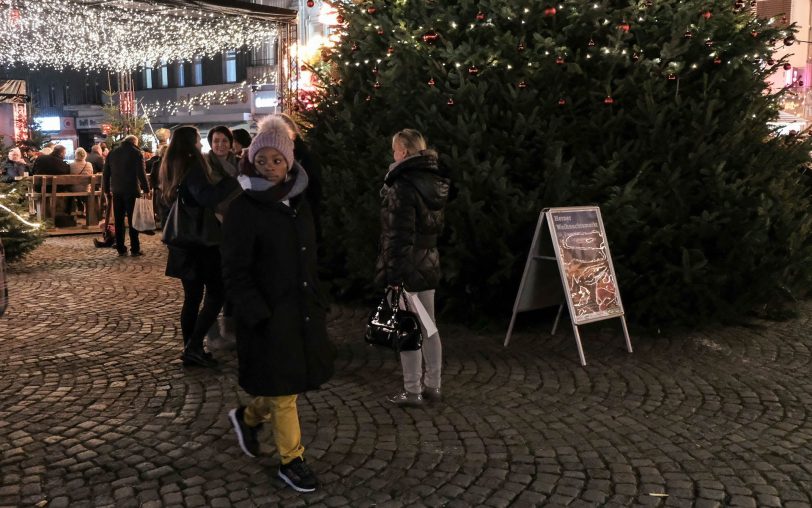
505, 206, 633, 366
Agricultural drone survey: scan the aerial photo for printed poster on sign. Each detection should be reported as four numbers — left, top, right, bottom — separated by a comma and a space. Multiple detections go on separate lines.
547, 207, 624, 325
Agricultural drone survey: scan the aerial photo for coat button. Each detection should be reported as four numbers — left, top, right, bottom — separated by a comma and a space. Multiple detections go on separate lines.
303, 281, 308, 287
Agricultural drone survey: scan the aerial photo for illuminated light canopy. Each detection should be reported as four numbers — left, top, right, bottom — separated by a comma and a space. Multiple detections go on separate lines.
0, 0, 283, 72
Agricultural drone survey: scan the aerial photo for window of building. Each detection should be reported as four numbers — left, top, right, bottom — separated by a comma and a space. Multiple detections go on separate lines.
48, 85, 57, 107
194, 57, 203, 85
160, 58, 169, 88
143, 64, 153, 89
177, 63, 186, 87
63, 83, 70, 105
224, 50, 237, 83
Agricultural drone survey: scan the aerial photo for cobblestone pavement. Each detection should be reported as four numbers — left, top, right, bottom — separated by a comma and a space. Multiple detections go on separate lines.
1, 236, 811, 508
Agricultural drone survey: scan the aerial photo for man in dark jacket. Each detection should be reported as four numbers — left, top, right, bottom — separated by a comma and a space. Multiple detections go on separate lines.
32, 145, 69, 176
103, 135, 150, 257
86, 144, 105, 174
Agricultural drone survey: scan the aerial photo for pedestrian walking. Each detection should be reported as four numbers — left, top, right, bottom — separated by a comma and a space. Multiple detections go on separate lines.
160, 126, 240, 368
204, 125, 242, 348
102, 135, 150, 256
222, 116, 335, 493
376, 129, 450, 407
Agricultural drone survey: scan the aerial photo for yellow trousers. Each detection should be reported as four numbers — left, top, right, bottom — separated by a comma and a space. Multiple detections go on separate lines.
243, 394, 304, 465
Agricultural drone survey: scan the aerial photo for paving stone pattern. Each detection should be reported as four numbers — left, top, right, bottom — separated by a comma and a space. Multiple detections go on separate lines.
1, 236, 811, 507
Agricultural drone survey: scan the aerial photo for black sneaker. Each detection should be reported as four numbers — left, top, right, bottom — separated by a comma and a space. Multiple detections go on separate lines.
278, 457, 318, 493
228, 407, 260, 458
181, 349, 218, 368
130, 251, 144, 257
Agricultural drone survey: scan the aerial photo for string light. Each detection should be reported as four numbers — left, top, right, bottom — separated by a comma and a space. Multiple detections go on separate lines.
141, 72, 276, 116
0, 0, 279, 72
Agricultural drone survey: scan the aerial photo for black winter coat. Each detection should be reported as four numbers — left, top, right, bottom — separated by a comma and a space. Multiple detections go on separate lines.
375, 151, 450, 291
164, 161, 240, 281
221, 170, 335, 397
103, 143, 149, 196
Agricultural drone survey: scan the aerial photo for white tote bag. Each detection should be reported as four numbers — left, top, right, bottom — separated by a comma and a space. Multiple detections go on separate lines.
401, 290, 439, 338
132, 196, 156, 232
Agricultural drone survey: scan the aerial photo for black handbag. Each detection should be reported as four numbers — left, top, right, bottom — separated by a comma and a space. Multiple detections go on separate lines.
365, 286, 423, 352
161, 189, 221, 248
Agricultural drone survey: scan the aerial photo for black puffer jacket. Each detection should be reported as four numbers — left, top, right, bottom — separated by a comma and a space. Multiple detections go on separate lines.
375, 151, 450, 291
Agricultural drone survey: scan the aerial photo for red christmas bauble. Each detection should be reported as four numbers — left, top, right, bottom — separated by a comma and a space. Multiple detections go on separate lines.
447, 97, 455, 106
351, 43, 359, 52
750, 31, 759, 38
783, 63, 792, 70
618, 22, 630, 32
468, 66, 479, 76
517, 81, 528, 89
683, 31, 693, 39
373, 81, 381, 89
307, 0, 314, 7
588, 38, 596, 47
767, 58, 775, 65
702, 10, 712, 19
705, 40, 714, 47
713, 57, 722, 64
604, 96, 614, 105
428, 78, 435, 87
377, 28, 384, 35
632, 53, 640, 62
544, 7, 556, 16
558, 98, 567, 106
555, 56, 565, 65
300, 64, 307, 71
667, 74, 677, 80
517, 42, 526, 52
799, 80, 805, 87
476, 11, 486, 21
365, 95, 372, 102
372, 66, 379, 74
367, 6, 377, 14
336, 14, 345, 24
321, 49, 332, 62
785, 36, 796, 46
422, 30, 440, 43
387, 46, 395, 54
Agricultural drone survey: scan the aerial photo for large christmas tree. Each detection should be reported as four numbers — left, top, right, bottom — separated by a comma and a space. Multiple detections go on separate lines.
305, 0, 812, 325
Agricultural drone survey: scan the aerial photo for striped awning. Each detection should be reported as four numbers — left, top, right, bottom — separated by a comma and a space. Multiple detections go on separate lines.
0, 80, 29, 104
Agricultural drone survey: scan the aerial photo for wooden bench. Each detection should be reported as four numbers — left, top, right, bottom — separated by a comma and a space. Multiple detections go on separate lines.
26, 175, 104, 226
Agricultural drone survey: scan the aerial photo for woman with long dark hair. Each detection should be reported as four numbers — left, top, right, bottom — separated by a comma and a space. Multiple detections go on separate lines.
160, 126, 241, 368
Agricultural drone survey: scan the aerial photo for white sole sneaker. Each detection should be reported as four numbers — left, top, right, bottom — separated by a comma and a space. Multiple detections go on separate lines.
228, 408, 256, 458
277, 469, 316, 493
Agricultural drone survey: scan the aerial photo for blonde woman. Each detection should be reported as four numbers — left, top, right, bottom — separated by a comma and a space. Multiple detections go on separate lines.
68, 147, 93, 215
375, 129, 451, 406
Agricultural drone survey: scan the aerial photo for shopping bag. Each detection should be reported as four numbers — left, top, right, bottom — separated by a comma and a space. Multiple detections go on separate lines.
133, 196, 156, 232
402, 291, 438, 338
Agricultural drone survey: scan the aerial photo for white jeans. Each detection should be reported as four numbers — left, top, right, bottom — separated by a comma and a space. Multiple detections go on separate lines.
400, 290, 442, 394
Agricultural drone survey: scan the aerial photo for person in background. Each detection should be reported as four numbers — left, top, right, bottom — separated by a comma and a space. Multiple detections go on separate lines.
232, 128, 252, 159
87, 144, 105, 174
223, 116, 334, 493
2, 148, 28, 183
32, 144, 69, 176
67, 147, 93, 216
103, 135, 150, 257
100, 141, 110, 159
275, 114, 324, 241
160, 126, 240, 368
376, 129, 450, 407
148, 145, 169, 225
204, 125, 242, 348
